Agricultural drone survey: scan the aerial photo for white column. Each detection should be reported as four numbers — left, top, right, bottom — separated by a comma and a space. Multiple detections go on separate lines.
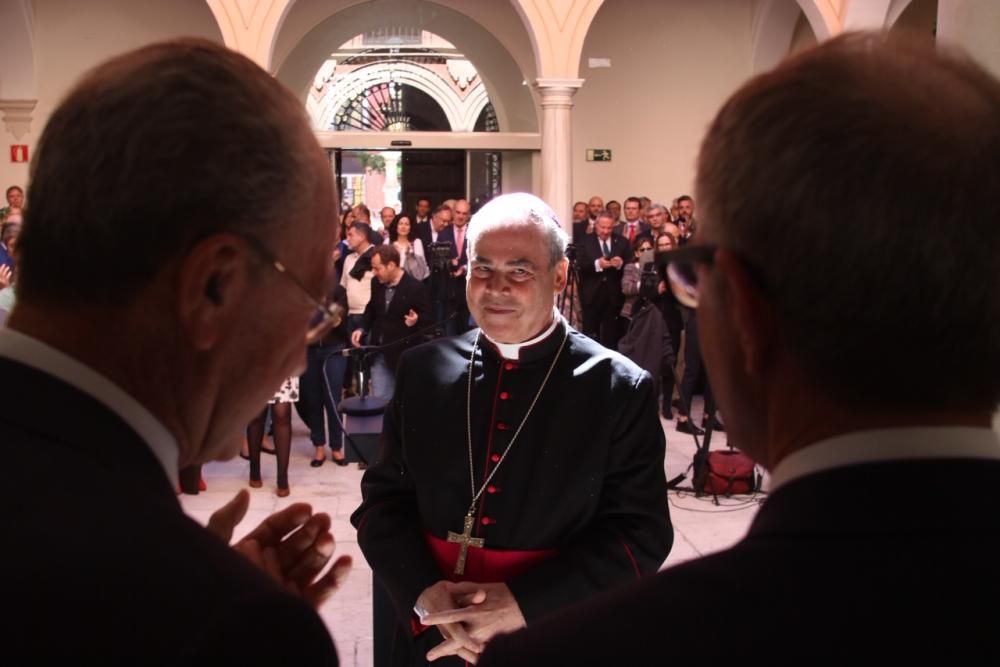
382, 151, 402, 211
535, 78, 583, 234
937, 0, 1000, 79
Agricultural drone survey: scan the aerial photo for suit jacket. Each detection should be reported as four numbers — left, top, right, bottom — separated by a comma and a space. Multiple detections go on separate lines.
577, 233, 631, 308
362, 271, 431, 372
435, 225, 469, 309
352, 322, 672, 665
571, 220, 594, 245
613, 220, 652, 243
413, 217, 433, 250
0, 357, 339, 662
480, 458, 1000, 663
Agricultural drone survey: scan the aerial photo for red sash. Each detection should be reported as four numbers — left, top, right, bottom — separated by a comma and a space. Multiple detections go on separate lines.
423, 532, 558, 583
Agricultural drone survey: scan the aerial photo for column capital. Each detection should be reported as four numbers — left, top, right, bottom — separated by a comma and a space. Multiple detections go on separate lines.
535, 79, 584, 109
535, 77, 585, 92
0, 99, 37, 141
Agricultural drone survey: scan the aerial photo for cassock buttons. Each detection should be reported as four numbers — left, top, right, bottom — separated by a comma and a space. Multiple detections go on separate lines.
499, 392, 510, 400
496, 422, 509, 431
487, 485, 497, 494
490, 453, 501, 463
504, 362, 516, 371
481, 516, 493, 526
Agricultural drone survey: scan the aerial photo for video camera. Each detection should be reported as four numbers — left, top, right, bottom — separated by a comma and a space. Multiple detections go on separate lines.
428, 241, 453, 272
564, 242, 578, 264
637, 249, 675, 301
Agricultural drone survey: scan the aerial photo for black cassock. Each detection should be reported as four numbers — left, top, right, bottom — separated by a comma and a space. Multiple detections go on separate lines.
351, 318, 672, 665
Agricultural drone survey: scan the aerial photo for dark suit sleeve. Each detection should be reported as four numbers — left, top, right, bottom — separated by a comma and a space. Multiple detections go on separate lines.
361, 276, 378, 332
505, 370, 672, 622
350, 353, 444, 623
410, 277, 431, 326
578, 238, 600, 277
187, 590, 338, 663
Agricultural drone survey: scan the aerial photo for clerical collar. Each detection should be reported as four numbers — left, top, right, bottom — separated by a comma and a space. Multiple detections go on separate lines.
480, 309, 562, 361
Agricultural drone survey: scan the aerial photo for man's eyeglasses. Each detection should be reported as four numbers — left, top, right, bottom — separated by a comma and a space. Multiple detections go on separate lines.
663, 244, 717, 309
241, 234, 343, 345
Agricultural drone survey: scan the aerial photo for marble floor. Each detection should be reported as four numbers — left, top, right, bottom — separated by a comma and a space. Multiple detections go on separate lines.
179, 397, 764, 667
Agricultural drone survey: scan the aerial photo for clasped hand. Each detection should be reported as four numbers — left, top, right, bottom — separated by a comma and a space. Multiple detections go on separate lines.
416, 580, 526, 663
207, 489, 352, 608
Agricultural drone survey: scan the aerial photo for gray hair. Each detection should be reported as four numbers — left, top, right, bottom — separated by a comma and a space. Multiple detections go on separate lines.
696, 32, 1000, 411
466, 193, 568, 268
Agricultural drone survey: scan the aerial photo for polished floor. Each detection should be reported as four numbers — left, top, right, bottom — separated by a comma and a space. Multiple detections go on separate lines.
179, 397, 764, 666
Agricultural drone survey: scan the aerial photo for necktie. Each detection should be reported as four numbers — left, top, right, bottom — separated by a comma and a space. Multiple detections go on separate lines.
628, 224, 636, 243
602, 239, 611, 258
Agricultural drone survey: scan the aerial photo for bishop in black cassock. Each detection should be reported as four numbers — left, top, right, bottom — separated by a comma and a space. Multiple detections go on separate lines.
352, 313, 672, 665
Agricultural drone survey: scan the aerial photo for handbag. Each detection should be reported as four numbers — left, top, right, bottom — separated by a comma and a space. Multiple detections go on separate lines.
404, 249, 430, 281
697, 450, 757, 496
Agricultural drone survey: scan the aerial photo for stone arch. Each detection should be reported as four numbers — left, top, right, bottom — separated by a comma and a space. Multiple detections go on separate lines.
310, 60, 484, 131
272, 0, 538, 133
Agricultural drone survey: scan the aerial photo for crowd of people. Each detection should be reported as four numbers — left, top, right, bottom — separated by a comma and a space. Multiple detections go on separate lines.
1, 29, 998, 664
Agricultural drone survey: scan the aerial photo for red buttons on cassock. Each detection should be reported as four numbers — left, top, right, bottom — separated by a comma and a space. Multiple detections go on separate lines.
481, 517, 493, 526
496, 422, 509, 431
504, 362, 515, 371
487, 485, 497, 494
490, 453, 501, 463
499, 392, 510, 400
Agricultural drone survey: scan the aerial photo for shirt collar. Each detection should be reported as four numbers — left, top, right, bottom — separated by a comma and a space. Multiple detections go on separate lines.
0, 328, 179, 486
769, 426, 1000, 492
480, 309, 563, 361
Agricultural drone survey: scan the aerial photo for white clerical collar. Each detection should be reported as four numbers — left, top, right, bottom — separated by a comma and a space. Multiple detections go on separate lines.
769, 426, 1000, 493
0, 328, 179, 486
481, 309, 562, 360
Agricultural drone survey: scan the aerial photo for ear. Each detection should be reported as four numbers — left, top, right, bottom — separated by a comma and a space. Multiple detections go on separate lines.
713, 249, 776, 376
552, 257, 569, 293
175, 234, 253, 351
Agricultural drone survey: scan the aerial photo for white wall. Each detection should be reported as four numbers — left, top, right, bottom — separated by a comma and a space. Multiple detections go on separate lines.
571, 0, 755, 207
0, 0, 222, 194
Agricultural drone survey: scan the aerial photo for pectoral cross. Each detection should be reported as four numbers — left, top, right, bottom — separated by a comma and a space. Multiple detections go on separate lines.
446, 513, 485, 575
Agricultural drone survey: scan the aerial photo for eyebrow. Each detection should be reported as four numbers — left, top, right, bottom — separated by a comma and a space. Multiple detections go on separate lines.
472, 256, 538, 269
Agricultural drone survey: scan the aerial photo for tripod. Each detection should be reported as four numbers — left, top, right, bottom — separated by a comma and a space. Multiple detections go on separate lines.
558, 252, 582, 330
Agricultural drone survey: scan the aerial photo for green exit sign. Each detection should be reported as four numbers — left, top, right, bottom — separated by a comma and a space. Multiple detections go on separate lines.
586, 149, 612, 162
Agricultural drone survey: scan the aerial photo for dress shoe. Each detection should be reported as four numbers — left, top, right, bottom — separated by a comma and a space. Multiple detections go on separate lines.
332, 452, 349, 467
276, 487, 290, 498
310, 458, 325, 468
676, 420, 705, 436
358, 462, 368, 470
702, 416, 725, 432
249, 478, 263, 489
239, 452, 250, 461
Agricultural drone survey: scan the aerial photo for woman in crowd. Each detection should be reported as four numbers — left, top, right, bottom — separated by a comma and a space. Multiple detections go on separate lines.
247, 377, 298, 496
301, 283, 350, 467
388, 213, 429, 281
654, 231, 684, 419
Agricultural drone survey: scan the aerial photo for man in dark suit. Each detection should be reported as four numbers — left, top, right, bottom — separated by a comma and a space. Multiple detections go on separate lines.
479, 32, 1000, 663
437, 198, 472, 334
0, 39, 351, 660
613, 196, 651, 244
351, 244, 430, 399
578, 211, 630, 348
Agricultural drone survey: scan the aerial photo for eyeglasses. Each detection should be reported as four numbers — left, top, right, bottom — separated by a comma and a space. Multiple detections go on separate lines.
663, 244, 717, 308
241, 234, 343, 345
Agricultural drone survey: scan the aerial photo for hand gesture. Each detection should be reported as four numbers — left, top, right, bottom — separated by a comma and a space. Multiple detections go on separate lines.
404, 308, 418, 327
421, 582, 527, 663
415, 581, 489, 663
351, 329, 363, 348
207, 490, 353, 609
610, 256, 624, 269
